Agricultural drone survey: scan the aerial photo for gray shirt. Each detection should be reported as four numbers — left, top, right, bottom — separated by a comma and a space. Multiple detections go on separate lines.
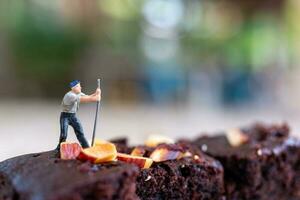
62, 91, 85, 113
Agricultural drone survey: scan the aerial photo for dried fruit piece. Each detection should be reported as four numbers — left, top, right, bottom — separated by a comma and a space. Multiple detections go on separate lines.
78, 142, 117, 164
182, 151, 193, 158
93, 139, 110, 146
226, 128, 249, 147
150, 148, 182, 162
117, 153, 153, 169
145, 134, 175, 147
131, 147, 146, 157
176, 151, 193, 160
60, 142, 82, 160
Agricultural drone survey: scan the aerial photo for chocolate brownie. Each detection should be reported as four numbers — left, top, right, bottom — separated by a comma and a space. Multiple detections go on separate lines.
137, 155, 224, 200
110, 138, 133, 154
0, 172, 16, 200
0, 151, 139, 200
192, 123, 300, 200
115, 141, 225, 200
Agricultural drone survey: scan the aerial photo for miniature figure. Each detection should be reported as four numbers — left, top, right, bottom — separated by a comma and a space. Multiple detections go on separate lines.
56, 80, 101, 150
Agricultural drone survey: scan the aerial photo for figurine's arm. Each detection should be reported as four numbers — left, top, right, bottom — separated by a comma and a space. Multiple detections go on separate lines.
80, 89, 101, 103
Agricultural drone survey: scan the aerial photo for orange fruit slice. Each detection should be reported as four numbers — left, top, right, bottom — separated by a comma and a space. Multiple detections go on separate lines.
60, 142, 82, 160
78, 142, 117, 164
130, 147, 146, 157
117, 153, 153, 169
93, 139, 110, 146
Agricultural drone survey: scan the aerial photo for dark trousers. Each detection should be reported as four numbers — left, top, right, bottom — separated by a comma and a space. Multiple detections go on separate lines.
57, 112, 90, 149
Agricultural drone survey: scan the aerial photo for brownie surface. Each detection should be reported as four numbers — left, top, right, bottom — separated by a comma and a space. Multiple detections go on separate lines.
137, 157, 224, 200
0, 172, 16, 200
193, 123, 300, 200
110, 138, 133, 154
0, 151, 140, 200
115, 142, 225, 200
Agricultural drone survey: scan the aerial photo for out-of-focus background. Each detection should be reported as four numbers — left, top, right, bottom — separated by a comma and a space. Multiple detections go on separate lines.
1, 0, 300, 161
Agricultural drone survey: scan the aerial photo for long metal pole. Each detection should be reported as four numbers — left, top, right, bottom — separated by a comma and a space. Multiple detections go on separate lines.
91, 79, 100, 146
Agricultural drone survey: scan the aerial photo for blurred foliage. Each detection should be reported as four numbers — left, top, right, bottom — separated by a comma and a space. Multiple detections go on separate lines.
0, 0, 298, 103
0, 1, 91, 96
224, 17, 280, 71
0, 0, 292, 72
99, 0, 143, 21
285, 0, 300, 67
181, 1, 284, 72
11, 14, 89, 79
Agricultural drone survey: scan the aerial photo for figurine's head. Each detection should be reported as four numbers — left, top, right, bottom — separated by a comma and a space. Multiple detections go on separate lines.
70, 80, 81, 94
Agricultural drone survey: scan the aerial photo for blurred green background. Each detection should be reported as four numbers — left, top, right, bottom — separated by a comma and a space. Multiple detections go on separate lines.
1, 0, 299, 105
1, 0, 300, 160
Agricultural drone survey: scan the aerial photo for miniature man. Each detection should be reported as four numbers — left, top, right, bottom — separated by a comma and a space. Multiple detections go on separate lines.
56, 80, 101, 149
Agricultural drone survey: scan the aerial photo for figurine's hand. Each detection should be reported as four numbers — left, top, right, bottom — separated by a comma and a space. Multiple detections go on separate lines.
96, 88, 101, 94
96, 89, 101, 101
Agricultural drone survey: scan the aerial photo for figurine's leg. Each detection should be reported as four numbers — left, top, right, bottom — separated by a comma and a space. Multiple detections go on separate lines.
56, 113, 69, 150
70, 115, 90, 148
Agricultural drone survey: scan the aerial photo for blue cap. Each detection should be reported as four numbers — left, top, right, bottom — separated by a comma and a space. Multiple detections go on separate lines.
70, 80, 80, 88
